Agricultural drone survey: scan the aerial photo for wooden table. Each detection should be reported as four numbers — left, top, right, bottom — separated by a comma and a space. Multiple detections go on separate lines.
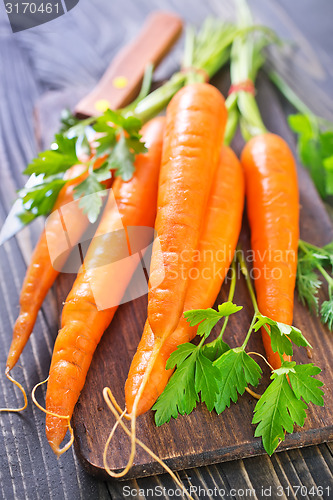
0, 1, 332, 498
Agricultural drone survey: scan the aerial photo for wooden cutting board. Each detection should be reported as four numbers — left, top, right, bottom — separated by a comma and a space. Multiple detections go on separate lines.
54, 74, 333, 480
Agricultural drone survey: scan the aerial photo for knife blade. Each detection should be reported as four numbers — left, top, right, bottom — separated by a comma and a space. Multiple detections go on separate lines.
0, 11, 182, 245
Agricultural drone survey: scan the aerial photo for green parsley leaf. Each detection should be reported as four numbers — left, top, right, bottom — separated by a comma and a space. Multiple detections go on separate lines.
73, 174, 106, 223
320, 299, 333, 330
288, 114, 312, 135
93, 110, 146, 180
153, 301, 244, 424
59, 109, 81, 133
93, 160, 113, 183
95, 131, 117, 156
17, 211, 37, 225
195, 351, 222, 411
289, 363, 324, 406
76, 132, 91, 157
24, 135, 78, 178
272, 361, 296, 377
253, 366, 307, 455
153, 342, 222, 424
323, 155, 333, 195
94, 109, 126, 129
153, 346, 198, 425
214, 349, 262, 413
253, 315, 311, 357
122, 115, 143, 134
184, 301, 242, 339
108, 133, 136, 181
16, 101, 147, 227
253, 360, 324, 455
165, 343, 196, 370
18, 178, 66, 222
202, 337, 230, 361
320, 131, 333, 157
125, 135, 148, 154
289, 113, 333, 199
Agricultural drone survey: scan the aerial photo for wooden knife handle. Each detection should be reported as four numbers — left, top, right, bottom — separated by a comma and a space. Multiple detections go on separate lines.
75, 11, 183, 117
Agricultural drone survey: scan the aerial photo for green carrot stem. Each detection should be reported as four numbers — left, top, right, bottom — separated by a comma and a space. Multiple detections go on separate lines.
217, 258, 237, 340
202, 259, 238, 354
131, 73, 186, 123
299, 239, 328, 255
236, 248, 260, 315
241, 314, 257, 350
224, 101, 239, 146
225, 0, 275, 142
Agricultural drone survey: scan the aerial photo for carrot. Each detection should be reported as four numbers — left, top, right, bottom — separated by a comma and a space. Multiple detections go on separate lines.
43, 117, 165, 456
240, 133, 299, 369
6, 159, 108, 375
148, 82, 227, 344
101, 84, 227, 477
125, 145, 244, 415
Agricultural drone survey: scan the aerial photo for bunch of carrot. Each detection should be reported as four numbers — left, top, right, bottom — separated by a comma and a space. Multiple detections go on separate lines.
3, 2, 309, 482
124, 1, 299, 430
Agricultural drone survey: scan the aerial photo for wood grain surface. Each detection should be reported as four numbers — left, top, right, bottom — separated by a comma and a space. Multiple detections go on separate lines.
1, 1, 333, 499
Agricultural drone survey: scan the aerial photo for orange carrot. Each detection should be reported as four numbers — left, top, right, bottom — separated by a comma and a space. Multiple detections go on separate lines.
125, 146, 244, 415
43, 117, 165, 455
148, 82, 227, 344
7, 159, 108, 374
240, 133, 299, 369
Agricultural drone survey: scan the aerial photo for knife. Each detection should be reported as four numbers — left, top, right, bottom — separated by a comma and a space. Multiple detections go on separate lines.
0, 11, 182, 245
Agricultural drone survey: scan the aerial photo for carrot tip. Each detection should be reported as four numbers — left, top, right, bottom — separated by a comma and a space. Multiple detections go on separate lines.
48, 423, 74, 458
32, 377, 74, 456
0, 369, 28, 413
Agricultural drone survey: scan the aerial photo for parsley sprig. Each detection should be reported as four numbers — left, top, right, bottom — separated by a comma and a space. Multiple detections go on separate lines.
154, 250, 324, 456
297, 239, 333, 329
253, 361, 323, 455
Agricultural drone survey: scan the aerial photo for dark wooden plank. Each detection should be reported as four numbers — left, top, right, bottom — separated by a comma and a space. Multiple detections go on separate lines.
107, 443, 333, 500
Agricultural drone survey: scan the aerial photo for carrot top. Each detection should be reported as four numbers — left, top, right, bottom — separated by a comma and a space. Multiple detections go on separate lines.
223, 0, 276, 144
